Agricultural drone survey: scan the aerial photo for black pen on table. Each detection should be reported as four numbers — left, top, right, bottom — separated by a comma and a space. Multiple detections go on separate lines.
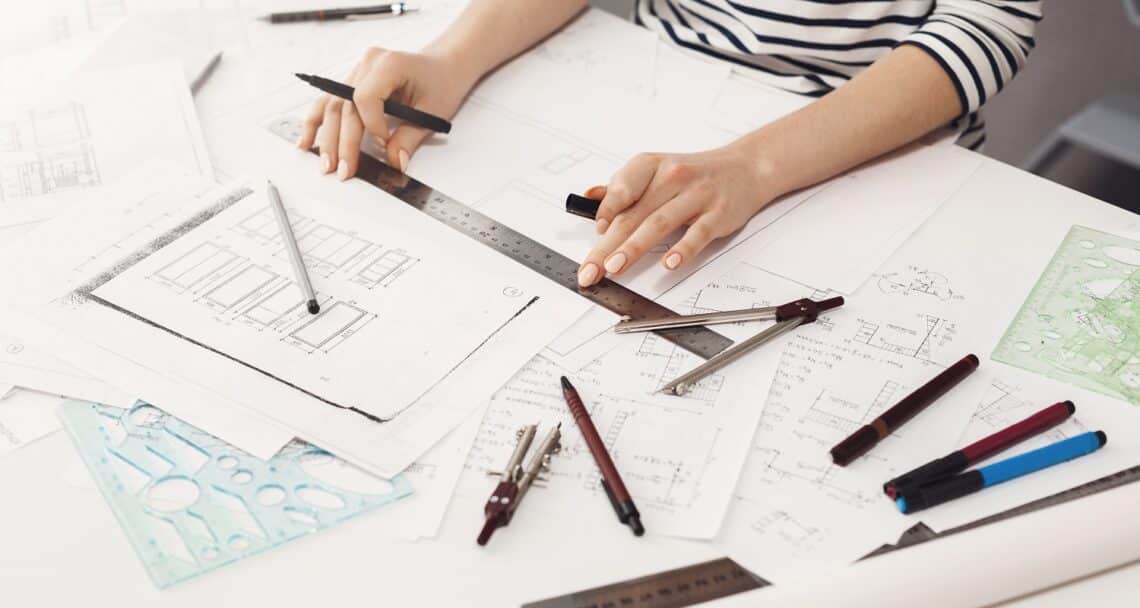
560, 376, 644, 536
295, 73, 451, 134
259, 3, 418, 24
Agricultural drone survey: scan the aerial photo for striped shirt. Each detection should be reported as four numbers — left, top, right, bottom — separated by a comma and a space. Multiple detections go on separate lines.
634, 0, 1043, 150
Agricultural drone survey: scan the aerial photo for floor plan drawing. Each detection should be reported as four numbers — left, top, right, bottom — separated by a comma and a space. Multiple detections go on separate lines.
0, 102, 101, 204
148, 247, 379, 355
232, 205, 419, 288
284, 301, 376, 355
994, 225, 1140, 404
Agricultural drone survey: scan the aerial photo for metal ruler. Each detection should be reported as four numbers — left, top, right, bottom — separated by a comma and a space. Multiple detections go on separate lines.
269, 118, 733, 360
522, 557, 763, 608
527, 464, 1140, 608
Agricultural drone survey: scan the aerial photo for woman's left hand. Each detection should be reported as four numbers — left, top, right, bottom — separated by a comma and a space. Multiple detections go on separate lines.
576, 139, 781, 287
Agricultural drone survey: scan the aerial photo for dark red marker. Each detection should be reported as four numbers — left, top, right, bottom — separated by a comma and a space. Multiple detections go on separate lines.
561, 376, 644, 536
830, 354, 980, 467
884, 400, 1075, 498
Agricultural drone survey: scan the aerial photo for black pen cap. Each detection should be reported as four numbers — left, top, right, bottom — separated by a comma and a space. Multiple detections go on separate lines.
565, 194, 601, 220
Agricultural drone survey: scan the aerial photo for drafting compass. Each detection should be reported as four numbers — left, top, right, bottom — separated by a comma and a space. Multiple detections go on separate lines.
477, 423, 562, 546
614, 297, 845, 396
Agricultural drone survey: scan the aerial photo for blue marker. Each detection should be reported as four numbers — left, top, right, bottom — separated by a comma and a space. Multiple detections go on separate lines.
896, 431, 1106, 514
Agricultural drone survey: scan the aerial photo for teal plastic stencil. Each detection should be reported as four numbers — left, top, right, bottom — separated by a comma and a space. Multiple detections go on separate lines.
60, 400, 412, 588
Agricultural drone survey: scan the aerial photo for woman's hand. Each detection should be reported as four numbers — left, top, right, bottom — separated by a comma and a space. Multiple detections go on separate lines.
297, 46, 478, 179
576, 139, 781, 287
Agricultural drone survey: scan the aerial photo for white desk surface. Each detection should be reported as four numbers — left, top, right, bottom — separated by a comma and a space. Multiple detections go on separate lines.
3, 6, 1140, 608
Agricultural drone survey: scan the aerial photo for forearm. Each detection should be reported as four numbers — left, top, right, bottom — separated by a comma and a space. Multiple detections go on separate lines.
743, 45, 962, 200
425, 0, 588, 84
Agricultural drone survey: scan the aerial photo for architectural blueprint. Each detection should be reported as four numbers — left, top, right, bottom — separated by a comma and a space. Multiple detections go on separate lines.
459, 260, 837, 539
994, 226, 1140, 405
0, 60, 212, 227
712, 259, 984, 577
0, 159, 585, 477
91, 179, 538, 420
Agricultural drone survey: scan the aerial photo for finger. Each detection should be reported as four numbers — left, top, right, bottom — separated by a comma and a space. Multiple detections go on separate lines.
336, 100, 364, 180
596, 154, 659, 235
576, 201, 658, 287
317, 98, 344, 174
662, 214, 727, 270
386, 125, 431, 174
609, 194, 704, 276
583, 185, 607, 199
354, 49, 400, 150
298, 95, 328, 151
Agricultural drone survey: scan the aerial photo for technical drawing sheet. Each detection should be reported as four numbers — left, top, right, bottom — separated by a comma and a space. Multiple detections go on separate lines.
0, 59, 212, 227
457, 258, 836, 539
90, 179, 534, 419
0, 163, 587, 477
711, 258, 984, 579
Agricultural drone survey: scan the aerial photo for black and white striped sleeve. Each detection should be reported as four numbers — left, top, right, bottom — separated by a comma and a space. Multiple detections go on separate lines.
899, 0, 1042, 117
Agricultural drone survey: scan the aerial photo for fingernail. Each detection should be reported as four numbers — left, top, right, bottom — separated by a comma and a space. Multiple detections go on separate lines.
665, 252, 682, 269
604, 252, 627, 274
596, 218, 610, 235
320, 153, 331, 173
577, 263, 599, 287
398, 149, 409, 174
337, 159, 348, 181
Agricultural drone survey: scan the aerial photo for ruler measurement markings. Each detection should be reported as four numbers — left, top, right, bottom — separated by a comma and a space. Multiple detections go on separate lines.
269, 118, 733, 360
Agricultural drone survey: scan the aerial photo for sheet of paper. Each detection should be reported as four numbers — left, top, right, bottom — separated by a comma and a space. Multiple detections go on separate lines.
90, 180, 539, 420
457, 256, 832, 539
0, 332, 136, 407
830, 160, 1140, 533
712, 255, 985, 578
369, 404, 487, 541
0, 388, 65, 457
0, 155, 586, 476
0, 384, 12, 400
0, 60, 213, 227
0, 166, 296, 459
735, 144, 984, 295
77, 13, 222, 85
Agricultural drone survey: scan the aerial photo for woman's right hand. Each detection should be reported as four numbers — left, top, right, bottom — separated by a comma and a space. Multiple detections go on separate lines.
297, 46, 478, 180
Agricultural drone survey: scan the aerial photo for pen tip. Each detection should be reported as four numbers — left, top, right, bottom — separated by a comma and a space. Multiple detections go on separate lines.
1063, 400, 1076, 414
629, 515, 645, 536
560, 376, 573, 391
295, 73, 309, 82
307, 300, 320, 315
1095, 430, 1107, 446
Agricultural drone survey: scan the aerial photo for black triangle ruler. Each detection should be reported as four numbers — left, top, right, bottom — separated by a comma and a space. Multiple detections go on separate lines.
268, 117, 733, 360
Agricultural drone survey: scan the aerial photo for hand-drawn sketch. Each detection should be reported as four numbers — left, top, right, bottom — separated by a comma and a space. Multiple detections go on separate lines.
0, 102, 101, 203
876, 266, 962, 302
